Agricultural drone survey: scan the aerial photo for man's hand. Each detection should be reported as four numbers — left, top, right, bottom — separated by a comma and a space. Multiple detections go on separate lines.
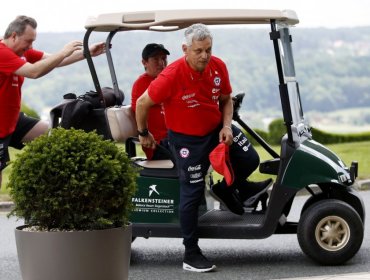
139, 132, 157, 150
62, 40, 83, 58
89, 42, 106, 57
219, 126, 233, 146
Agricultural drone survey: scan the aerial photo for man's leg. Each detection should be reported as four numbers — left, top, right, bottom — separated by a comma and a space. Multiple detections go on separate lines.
229, 125, 260, 180
168, 130, 216, 272
229, 125, 271, 208
10, 113, 48, 149
2, 114, 48, 189
0, 136, 11, 190
21, 120, 49, 142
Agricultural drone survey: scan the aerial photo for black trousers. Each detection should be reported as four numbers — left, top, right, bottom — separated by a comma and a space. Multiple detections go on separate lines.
168, 125, 260, 249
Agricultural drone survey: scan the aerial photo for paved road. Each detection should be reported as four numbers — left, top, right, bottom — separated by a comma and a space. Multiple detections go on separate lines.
1, 192, 369, 280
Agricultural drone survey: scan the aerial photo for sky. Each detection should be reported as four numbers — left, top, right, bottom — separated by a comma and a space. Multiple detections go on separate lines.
0, 0, 370, 33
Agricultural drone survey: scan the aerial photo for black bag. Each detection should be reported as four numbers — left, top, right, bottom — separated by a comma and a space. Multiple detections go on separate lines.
50, 87, 125, 140
60, 91, 101, 129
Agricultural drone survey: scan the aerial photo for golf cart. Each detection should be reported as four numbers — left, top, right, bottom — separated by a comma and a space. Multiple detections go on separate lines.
50, 9, 365, 265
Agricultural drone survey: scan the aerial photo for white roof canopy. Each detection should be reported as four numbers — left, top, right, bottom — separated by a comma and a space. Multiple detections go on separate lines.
85, 9, 299, 32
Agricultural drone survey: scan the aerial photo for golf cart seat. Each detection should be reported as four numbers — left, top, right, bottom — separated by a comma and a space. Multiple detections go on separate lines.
106, 105, 177, 178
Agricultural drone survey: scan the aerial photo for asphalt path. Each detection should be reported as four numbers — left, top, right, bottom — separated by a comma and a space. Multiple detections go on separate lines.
1, 191, 369, 280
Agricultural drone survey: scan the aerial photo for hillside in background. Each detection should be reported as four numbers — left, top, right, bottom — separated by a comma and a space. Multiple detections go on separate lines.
21, 26, 370, 131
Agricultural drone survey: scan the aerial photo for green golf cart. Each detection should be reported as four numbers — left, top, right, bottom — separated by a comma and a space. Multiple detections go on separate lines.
50, 9, 365, 265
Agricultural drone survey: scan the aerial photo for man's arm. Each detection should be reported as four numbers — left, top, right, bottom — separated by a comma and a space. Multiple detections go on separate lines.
55, 42, 106, 67
14, 40, 83, 79
219, 94, 234, 145
15, 42, 105, 78
136, 90, 157, 150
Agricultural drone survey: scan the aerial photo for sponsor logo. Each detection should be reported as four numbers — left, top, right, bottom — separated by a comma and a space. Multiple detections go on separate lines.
214, 76, 221, 86
132, 185, 175, 214
238, 137, 248, 146
190, 172, 202, 179
182, 93, 196, 100
148, 185, 160, 197
180, 148, 190, 158
11, 75, 19, 87
233, 132, 243, 142
233, 132, 250, 150
188, 164, 201, 171
190, 178, 204, 184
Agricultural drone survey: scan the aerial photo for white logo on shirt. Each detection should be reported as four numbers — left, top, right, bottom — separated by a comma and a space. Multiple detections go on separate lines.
214, 76, 221, 86
179, 148, 190, 158
11, 75, 19, 87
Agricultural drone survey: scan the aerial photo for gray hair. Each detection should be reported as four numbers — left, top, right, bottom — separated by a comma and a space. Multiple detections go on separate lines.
183, 23, 213, 47
4, 16, 37, 39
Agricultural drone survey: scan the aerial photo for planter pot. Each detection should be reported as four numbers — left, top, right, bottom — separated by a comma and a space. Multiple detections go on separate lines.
15, 224, 132, 280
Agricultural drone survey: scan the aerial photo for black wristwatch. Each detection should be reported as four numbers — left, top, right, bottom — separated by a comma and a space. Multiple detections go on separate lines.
137, 128, 149, 137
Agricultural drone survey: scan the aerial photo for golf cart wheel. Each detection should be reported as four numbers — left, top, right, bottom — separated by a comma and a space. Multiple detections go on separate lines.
297, 199, 363, 265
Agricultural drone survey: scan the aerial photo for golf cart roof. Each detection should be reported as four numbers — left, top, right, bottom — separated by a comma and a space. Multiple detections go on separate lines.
85, 9, 299, 32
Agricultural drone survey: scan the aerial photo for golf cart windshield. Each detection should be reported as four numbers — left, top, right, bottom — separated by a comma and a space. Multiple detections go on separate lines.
275, 23, 309, 142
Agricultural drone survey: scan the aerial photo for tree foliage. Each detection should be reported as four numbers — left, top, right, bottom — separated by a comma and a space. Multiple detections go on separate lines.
21, 27, 370, 120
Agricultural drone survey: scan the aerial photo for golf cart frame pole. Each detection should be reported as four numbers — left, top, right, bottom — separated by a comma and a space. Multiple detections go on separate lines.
105, 31, 124, 104
270, 20, 294, 143
83, 28, 106, 107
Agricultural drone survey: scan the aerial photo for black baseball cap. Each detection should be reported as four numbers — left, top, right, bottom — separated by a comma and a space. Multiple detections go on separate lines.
142, 43, 170, 60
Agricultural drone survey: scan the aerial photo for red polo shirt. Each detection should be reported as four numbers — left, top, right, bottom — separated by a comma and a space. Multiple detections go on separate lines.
131, 73, 168, 159
0, 43, 43, 137
148, 56, 232, 136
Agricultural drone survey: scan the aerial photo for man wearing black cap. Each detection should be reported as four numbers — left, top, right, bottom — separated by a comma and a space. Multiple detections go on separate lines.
131, 43, 170, 159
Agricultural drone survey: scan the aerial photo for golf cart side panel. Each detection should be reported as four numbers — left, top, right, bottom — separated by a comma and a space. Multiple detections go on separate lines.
281, 139, 351, 189
131, 176, 180, 224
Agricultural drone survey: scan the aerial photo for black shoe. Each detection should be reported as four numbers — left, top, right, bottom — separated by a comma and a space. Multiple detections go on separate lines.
210, 181, 244, 215
183, 248, 216, 272
238, 178, 273, 210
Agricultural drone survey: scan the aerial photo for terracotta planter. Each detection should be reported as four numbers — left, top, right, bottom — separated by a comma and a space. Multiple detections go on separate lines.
15, 224, 132, 280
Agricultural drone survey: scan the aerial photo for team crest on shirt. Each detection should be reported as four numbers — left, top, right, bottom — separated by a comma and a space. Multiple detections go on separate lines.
179, 148, 190, 158
214, 76, 221, 86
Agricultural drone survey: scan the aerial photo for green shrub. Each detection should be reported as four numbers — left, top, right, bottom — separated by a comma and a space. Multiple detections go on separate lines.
8, 128, 137, 231
311, 127, 370, 144
267, 118, 286, 145
264, 118, 370, 145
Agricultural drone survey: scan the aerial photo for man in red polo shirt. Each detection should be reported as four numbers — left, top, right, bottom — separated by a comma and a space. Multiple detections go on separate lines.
136, 23, 269, 272
0, 16, 106, 188
131, 43, 170, 159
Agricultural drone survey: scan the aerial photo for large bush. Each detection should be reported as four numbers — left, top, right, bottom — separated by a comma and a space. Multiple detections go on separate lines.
8, 128, 137, 231
311, 127, 370, 144
245, 117, 370, 146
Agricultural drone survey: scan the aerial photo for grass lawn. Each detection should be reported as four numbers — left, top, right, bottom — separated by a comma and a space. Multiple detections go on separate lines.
1, 141, 369, 199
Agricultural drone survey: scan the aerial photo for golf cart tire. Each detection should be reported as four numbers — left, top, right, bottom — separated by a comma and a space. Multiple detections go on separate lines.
297, 199, 364, 265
